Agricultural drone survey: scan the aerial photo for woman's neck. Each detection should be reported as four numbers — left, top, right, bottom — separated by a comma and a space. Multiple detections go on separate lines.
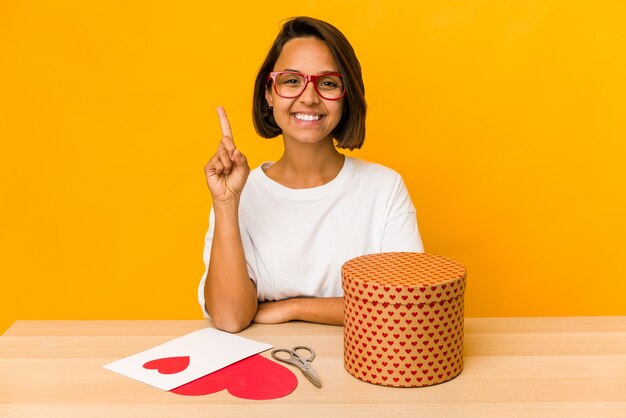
264, 138, 345, 189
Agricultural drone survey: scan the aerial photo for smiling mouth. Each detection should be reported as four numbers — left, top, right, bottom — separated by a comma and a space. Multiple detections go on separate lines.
293, 113, 322, 122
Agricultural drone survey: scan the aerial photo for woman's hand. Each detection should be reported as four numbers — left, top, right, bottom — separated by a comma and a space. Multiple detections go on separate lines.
253, 297, 344, 326
253, 300, 296, 324
204, 106, 250, 205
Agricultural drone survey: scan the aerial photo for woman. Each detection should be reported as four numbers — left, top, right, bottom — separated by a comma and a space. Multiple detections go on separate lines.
199, 17, 423, 332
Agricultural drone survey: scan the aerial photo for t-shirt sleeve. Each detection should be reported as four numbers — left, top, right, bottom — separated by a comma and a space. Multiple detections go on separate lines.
197, 207, 258, 318
381, 175, 424, 253
197, 208, 215, 318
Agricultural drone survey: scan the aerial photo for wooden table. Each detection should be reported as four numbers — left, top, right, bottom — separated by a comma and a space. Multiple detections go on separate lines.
1, 317, 625, 417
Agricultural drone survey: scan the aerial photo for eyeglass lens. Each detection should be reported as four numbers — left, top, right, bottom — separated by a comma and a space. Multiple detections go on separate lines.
274, 73, 344, 100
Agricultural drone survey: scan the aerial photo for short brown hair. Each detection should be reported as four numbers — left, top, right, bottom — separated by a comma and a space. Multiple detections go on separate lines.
252, 17, 367, 150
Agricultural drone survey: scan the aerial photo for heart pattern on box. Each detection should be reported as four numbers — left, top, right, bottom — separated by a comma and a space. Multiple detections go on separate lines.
341, 252, 466, 387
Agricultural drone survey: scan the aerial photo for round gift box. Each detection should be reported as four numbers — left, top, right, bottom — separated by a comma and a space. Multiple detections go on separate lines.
342, 252, 467, 387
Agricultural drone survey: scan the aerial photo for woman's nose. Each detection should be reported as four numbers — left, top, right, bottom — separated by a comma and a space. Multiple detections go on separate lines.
298, 80, 321, 104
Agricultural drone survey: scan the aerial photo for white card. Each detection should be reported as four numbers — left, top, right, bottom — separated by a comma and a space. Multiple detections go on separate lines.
103, 328, 273, 391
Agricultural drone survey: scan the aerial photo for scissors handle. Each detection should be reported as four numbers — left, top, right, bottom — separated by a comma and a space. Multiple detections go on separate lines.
291, 346, 315, 362
271, 348, 297, 363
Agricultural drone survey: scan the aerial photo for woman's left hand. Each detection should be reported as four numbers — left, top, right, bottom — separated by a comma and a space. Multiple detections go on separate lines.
252, 297, 343, 326
253, 300, 296, 324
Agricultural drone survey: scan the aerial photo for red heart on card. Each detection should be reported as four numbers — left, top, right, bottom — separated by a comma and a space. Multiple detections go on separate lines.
143, 356, 190, 375
170, 354, 298, 400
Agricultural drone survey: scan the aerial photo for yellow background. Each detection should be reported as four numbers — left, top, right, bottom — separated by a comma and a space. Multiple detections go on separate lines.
1, 1, 625, 334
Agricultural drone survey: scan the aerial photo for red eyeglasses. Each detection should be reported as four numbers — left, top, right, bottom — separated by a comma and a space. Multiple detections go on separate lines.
266, 71, 346, 100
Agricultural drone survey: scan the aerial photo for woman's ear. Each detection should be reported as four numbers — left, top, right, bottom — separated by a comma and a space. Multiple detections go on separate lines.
265, 88, 274, 109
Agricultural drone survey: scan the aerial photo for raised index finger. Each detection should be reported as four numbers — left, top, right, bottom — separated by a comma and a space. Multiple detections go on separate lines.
216, 106, 235, 150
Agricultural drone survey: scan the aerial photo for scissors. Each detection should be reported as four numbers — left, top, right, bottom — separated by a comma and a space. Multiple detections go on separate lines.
271, 346, 322, 388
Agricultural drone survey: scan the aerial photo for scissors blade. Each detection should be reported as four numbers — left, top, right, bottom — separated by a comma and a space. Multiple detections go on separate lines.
301, 366, 322, 388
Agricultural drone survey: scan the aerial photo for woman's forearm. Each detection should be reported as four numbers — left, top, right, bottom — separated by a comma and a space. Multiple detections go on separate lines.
293, 297, 344, 325
204, 201, 258, 332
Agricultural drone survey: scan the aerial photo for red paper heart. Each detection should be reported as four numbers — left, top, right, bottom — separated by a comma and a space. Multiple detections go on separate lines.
143, 356, 190, 375
170, 354, 298, 400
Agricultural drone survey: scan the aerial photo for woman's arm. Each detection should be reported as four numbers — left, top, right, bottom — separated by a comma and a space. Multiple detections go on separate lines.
203, 107, 257, 333
204, 201, 258, 332
253, 297, 343, 326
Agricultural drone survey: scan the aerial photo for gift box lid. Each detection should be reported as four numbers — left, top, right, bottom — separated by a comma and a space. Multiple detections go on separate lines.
342, 252, 466, 305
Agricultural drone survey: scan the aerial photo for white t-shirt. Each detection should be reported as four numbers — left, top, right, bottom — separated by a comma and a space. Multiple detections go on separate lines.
198, 156, 423, 317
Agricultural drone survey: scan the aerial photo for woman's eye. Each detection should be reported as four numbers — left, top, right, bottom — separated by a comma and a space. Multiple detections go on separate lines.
318, 77, 342, 90
278, 75, 303, 86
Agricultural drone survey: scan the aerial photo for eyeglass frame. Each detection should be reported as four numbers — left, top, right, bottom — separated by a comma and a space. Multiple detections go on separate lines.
266, 71, 347, 101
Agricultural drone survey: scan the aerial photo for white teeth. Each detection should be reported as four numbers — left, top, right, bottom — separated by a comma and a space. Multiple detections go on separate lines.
294, 113, 321, 121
